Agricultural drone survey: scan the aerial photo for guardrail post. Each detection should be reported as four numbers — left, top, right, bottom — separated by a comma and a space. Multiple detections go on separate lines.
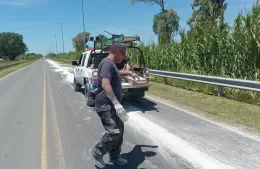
164, 77, 168, 85
218, 86, 225, 97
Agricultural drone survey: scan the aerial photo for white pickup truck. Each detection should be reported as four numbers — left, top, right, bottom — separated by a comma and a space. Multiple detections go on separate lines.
72, 35, 151, 106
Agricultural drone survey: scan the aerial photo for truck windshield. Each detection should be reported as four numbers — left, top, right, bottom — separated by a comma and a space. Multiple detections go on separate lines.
90, 52, 109, 59
88, 52, 109, 68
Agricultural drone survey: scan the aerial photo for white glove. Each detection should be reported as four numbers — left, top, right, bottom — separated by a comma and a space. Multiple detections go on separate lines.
114, 103, 129, 122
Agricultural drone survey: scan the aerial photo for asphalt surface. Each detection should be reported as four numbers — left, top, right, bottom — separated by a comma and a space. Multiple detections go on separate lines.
0, 58, 260, 169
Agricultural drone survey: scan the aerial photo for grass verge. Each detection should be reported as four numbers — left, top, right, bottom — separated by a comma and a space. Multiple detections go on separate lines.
0, 60, 37, 78
147, 82, 260, 133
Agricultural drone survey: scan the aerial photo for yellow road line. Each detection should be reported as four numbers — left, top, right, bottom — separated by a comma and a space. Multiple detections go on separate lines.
46, 69, 67, 169
41, 61, 47, 169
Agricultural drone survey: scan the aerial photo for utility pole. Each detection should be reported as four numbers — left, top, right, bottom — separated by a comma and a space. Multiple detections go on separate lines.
81, 0, 86, 51
52, 40, 54, 53
58, 23, 65, 54
54, 35, 58, 54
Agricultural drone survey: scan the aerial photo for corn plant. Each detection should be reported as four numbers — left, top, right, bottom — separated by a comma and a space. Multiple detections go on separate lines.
127, 2, 260, 81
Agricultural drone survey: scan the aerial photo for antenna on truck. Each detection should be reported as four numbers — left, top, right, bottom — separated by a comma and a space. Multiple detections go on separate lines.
104, 30, 120, 36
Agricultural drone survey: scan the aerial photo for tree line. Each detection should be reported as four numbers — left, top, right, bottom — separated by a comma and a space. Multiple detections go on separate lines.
47, 33, 108, 59
0, 32, 42, 61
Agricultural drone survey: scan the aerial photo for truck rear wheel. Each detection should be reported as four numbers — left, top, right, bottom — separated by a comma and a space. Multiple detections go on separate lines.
73, 77, 81, 92
84, 83, 95, 107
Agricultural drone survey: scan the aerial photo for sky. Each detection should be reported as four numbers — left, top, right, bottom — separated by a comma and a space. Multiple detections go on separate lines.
0, 0, 257, 55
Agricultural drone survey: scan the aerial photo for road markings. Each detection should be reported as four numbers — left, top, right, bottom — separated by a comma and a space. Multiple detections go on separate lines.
46, 69, 67, 169
41, 61, 47, 169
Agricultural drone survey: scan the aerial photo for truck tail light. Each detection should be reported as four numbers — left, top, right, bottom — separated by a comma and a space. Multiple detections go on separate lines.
92, 71, 98, 84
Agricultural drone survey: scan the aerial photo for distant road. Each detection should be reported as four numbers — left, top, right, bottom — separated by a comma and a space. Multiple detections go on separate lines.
0, 58, 259, 169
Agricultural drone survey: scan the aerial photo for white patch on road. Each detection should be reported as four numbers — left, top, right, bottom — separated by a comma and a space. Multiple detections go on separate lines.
47, 59, 74, 83
79, 106, 84, 110
84, 116, 91, 121
124, 142, 135, 148
124, 107, 235, 169
77, 124, 82, 128
144, 160, 160, 169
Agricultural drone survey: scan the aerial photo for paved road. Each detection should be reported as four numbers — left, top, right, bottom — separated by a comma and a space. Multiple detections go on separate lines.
0, 58, 260, 169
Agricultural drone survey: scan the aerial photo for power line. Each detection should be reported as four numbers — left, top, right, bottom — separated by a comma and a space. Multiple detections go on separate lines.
81, 0, 86, 49
75, 0, 116, 34
85, 0, 116, 25
72, 0, 77, 12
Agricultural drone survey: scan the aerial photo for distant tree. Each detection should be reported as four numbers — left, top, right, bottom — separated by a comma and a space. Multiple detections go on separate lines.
19, 53, 42, 60
97, 34, 108, 40
153, 9, 180, 44
46, 53, 56, 58
130, 0, 180, 44
130, 0, 166, 11
72, 32, 91, 52
0, 32, 28, 60
187, 0, 228, 28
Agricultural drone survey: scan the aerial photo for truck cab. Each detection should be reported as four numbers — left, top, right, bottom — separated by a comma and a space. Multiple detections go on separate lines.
72, 48, 110, 106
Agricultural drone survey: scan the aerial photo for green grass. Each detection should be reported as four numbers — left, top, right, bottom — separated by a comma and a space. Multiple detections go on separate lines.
147, 81, 260, 133
152, 76, 260, 105
0, 60, 37, 78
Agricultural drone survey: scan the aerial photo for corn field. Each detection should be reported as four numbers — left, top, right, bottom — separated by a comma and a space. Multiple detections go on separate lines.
127, 3, 260, 81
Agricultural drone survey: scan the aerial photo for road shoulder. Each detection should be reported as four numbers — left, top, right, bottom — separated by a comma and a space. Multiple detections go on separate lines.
147, 82, 260, 135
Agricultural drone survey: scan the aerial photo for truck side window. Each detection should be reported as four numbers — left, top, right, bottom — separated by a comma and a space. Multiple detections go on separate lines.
87, 53, 94, 68
78, 54, 83, 65
81, 54, 86, 66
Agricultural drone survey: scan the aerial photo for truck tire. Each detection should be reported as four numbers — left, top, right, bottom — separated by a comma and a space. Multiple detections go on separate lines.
73, 77, 81, 92
84, 83, 95, 107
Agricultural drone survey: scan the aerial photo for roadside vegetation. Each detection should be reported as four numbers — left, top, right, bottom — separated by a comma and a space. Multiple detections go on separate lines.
0, 32, 41, 76
0, 60, 37, 78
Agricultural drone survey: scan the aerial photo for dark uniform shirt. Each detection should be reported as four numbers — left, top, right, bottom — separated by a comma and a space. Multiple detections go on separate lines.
95, 57, 122, 112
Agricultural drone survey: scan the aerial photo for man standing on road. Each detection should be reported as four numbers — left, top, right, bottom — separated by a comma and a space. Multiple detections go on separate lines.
90, 42, 138, 168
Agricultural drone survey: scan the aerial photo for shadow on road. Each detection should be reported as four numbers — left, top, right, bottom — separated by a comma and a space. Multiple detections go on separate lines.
98, 145, 158, 169
123, 97, 159, 114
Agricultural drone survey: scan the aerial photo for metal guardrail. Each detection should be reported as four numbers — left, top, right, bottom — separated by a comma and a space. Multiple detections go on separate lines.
149, 70, 260, 96
51, 58, 260, 96
0, 59, 35, 69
